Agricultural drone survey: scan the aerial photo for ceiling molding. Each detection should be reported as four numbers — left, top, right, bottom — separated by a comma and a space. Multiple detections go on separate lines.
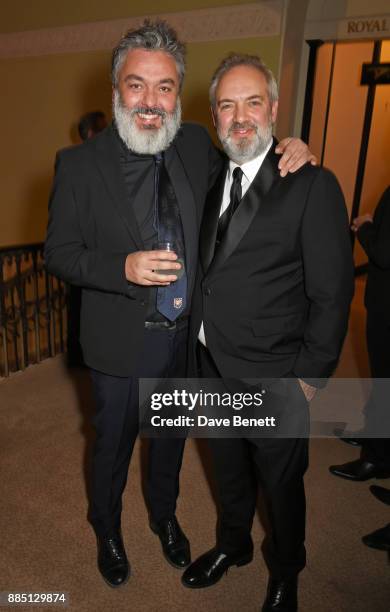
0, 2, 282, 59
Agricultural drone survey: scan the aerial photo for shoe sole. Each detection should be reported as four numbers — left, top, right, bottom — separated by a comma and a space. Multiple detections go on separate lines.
150, 523, 191, 570
330, 470, 390, 481
181, 553, 253, 589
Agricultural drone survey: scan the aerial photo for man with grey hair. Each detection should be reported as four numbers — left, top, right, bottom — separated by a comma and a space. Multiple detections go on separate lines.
182, 54, 354, 611
45, 22, 314, 589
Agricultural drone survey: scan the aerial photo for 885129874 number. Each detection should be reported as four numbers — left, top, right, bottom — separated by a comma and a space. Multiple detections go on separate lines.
0, 592, 69, 606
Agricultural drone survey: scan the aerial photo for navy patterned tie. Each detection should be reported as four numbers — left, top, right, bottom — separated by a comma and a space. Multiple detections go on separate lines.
154, 154, 187, 321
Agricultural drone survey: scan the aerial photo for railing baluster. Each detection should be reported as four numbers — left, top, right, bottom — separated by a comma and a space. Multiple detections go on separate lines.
50, 275, 57, 355
32, 250, 41, 363
57, 279, 65, 354
15, 253, 27, 370
0, 254, 9, 377
44, 267, 54, 358
10, 283, 20, 371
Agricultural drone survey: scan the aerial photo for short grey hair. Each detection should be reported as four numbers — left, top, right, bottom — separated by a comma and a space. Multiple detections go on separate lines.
209, 53, 279, 108
111, 19, 186, 90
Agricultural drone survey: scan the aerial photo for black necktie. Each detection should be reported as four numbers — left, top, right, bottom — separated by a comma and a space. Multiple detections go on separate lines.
216, 166, 243, 246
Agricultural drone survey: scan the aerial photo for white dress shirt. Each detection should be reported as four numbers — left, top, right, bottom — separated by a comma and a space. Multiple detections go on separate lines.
198, 141, 273, 347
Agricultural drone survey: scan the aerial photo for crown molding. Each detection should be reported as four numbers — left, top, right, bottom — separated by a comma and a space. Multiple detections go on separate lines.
0, 2, 282, 59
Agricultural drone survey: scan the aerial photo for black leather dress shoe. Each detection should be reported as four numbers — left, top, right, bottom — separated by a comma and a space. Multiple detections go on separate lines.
181, 546, 253, 589
262, 577, 298, 611
370, 485, 390, 506
329, 459, 390, 481
333, 427, 362, 446
362, 524, 390, 551
97, 530, 130, 588
150, 516, 191, 569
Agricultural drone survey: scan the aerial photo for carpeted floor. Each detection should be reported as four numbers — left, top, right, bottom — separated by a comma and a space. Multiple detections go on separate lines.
1, 277, 389, 611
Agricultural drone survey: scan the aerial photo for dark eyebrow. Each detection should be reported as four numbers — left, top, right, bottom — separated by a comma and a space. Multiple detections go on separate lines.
217, 94, 265, 106
158, 78, 176, 86
247, 95, 264, 102
123, 74, 144, 83
123, 74, 176, 86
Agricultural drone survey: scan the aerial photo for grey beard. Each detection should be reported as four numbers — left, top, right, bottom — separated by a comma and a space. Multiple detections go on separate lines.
219, 121, 273, 164
113, 90, 182, 155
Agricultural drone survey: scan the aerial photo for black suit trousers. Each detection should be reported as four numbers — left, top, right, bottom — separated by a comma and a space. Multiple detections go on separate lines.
88, 325, 188, 536
362, 310, 390, 467
198, 343, 308, 579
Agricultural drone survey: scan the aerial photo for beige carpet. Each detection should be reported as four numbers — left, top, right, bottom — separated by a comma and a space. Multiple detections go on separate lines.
1, 278, 389, 612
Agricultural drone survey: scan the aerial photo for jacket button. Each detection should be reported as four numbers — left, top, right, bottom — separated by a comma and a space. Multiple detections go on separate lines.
140, 300, 146, 306
204, 287, 211, 296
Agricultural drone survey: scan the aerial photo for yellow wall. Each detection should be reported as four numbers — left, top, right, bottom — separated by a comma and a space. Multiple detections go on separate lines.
1, 50, 113, 247
322, 41, 374, 218
0, 3, 281, 247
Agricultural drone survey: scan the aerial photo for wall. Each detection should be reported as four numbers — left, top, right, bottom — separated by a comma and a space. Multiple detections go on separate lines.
309, 41, 374, 217
0, 1, 282, 247
0, 0, 260, 33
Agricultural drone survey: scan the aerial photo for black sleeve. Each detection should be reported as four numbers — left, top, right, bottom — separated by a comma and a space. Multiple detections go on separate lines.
292, 169, 355, 386
44, 152, 135, 297
357, 187, 390, 269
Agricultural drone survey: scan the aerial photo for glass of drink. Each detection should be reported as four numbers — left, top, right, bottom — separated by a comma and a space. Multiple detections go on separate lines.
153, 241, 185, 280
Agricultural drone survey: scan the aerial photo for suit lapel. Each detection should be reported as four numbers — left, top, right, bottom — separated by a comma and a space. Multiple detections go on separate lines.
92, 125, 144, 250
200, 162, 228, 273
164, 141, 198, 296
206, 140, 280, 277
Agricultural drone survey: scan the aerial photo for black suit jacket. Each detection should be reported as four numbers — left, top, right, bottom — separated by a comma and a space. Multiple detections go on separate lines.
357, 186, 390, 322
189, 143, 354, 385
45, 123, 221, 376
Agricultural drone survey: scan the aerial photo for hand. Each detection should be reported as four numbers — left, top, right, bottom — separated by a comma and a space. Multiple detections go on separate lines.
351, 213, 373, 232
298, 379, 317, 402
275, 138, 317, 177
125, 250, 181, 286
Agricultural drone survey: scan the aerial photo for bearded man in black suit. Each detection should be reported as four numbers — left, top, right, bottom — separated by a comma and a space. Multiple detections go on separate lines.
182, 54, 354, 611
45, 21, 313, 589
